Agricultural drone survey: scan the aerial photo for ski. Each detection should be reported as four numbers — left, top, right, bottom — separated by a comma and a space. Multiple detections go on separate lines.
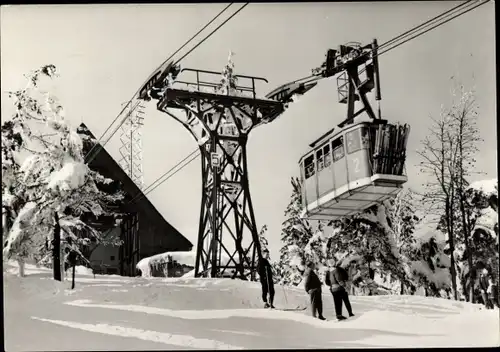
274, 306, 307, 311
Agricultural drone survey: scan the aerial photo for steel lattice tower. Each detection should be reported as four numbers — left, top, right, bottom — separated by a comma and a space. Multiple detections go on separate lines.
152, 53, 284, 279
119, 102, 146, 189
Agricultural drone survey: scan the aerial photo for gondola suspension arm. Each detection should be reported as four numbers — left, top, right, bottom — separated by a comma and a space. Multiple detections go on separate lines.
264, 39, 382, 127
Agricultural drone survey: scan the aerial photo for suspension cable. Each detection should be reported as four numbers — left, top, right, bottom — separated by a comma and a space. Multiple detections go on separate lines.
106, 4, 251, 203
378, 0, 489, 56
284, 0, 486, 88
173, 3, 249, 66
140, 151, 201, 202
358, 0, 489, 76
128, 148, 200, 204
378, 0, 475, 49
121, 0, 490, 201
84, 3, 236, 164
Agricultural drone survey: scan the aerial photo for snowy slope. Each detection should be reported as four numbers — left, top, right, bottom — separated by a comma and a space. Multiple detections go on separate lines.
3, 262, 499, 350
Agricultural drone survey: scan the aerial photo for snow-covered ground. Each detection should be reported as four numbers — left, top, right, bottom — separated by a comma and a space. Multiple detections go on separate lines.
3, 262, 499, 350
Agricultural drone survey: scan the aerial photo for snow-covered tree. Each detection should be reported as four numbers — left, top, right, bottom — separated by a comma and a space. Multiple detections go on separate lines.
418, 79, 488, 301
418, 106, 461, 300
323, 203, 411, 295
276, 174, 461, 298
446, 82, 482, 302
409, 231, 452, 297
463, 179, 499, 303
258, 224, 270, 259
386, 188, 422, 294
218, 50, 238, 95
2, 104, 29, 240
277, 177, 314, 285
2, 65, 124, 279
277, 175, 422, 294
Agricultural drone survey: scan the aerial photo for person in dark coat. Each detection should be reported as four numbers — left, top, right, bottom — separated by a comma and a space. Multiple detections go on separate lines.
257, 252, 275, 309
325, 258, 354, 321
304, 261, 326, 320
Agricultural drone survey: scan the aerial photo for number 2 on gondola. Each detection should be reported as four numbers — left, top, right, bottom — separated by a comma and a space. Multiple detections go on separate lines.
353, 157, 360, 173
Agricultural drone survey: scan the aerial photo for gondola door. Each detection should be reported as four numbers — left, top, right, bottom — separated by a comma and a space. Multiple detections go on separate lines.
345, 126, 371, 190
316, 142, 334, 198
303, 153, 317, 206
332, 136, 347, 191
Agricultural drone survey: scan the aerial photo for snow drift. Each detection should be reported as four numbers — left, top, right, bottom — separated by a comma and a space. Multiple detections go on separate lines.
136, 251, 195, 278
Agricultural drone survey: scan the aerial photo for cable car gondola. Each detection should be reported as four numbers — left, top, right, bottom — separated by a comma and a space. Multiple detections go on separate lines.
299, 119, 409, 220
295, 39, 410, 220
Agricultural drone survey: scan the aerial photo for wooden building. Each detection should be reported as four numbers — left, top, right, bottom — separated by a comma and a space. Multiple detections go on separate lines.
77, 123, 193, 276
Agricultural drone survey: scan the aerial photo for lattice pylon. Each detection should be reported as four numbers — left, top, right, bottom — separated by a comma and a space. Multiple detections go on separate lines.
188, 105, 262, 280
118, 102, 146, 189
155, 52, 284, 280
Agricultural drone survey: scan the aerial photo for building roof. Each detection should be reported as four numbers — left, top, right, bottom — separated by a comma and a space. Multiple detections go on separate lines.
77, 123, 193, 251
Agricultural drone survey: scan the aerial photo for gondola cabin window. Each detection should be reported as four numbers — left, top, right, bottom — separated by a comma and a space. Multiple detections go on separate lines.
346, 128, 362, 154
360, 127, 371, 150
316, 148, 324, 171
332, 136, 345, 161
323, 144, 332, 167
304, 154, 315, 179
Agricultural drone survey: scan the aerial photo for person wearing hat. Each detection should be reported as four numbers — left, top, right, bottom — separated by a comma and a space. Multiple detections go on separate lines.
325, 257, 355, 321
304, 261, 326, 320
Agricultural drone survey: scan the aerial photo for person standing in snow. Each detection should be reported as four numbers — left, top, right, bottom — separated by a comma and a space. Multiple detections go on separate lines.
479, 267, 497, 309
325, 258, 355, 321
304, 261, 326, 320
257, 251, 275, 309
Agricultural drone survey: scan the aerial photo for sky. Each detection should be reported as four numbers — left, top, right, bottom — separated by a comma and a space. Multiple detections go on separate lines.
1, 2, 497, 260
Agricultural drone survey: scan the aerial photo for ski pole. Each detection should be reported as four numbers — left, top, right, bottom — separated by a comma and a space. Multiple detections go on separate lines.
282, 283, 289, 306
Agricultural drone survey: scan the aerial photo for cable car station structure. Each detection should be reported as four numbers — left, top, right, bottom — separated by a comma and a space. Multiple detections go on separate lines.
144, 54, 293, 279
140, 39, 409, 279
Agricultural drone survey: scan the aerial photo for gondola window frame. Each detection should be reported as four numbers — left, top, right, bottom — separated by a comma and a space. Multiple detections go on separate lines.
323, 143, 332, 167
360, 126, 371, 150
304, 153, 316, 179
316, 148, 325, 172
346, 127, 363, 155
332, 136, 345, 162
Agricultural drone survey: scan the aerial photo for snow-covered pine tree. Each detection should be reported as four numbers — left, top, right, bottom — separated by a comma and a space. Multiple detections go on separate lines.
386, 188, 421, 294
2, 65, 124, 280
409, 226, 453, 298
2, 120, 24, 241
258, 224, 269, 256
278, 177, 314, 285
2, 65, 61, 275
277, 177, 417, 293
323, 202, 413, 295
216, 51, 256, 133
218, 50, 238, 96
465, 179, 499, 303
303, 225, 327, 281
258, 224, 283, 283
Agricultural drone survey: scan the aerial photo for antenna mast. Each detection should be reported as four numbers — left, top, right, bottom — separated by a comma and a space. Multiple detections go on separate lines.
118, 102, 146, 189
